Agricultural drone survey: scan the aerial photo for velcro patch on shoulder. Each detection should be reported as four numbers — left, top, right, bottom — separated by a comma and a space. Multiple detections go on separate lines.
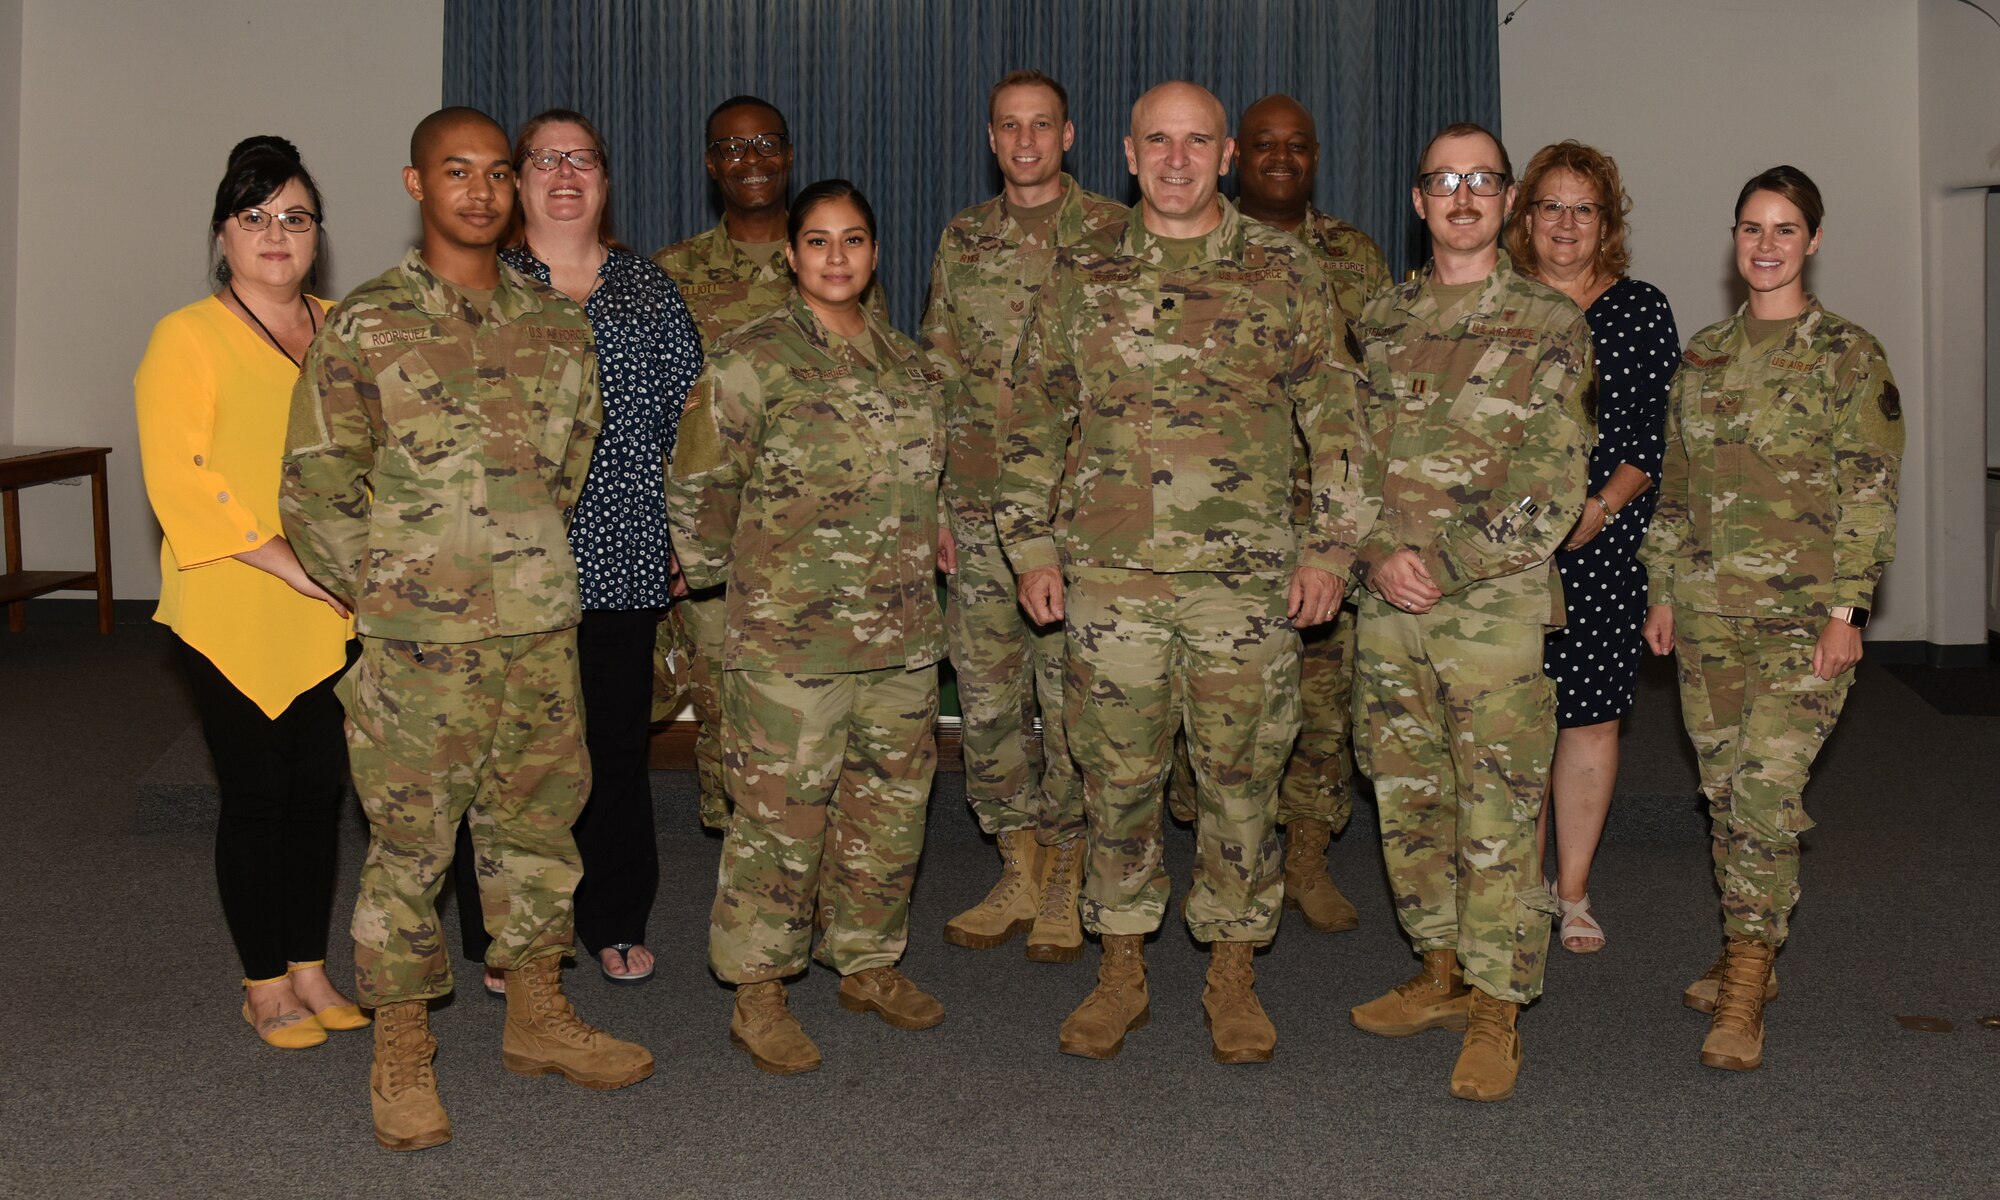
1768, 353, 1822, 374
1683, 349, 1730, 369
1466, 320, 1538, 340
365, 327, 441, 349
791, 366, 852, 381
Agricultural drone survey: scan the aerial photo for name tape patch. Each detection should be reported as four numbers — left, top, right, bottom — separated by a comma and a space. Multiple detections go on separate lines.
1683, 350, 1731, 369
791, 366, 853, 381
365, 328, 440, 349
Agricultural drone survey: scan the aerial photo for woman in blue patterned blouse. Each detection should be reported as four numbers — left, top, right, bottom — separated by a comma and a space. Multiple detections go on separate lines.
1506, 141, 1678, 956
454, 109, 704, 991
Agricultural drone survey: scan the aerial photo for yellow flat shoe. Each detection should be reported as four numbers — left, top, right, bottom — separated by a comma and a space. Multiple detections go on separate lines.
312, 1004, 371, 1032
285, 960, 371, 1031
241, 999, 327, 1049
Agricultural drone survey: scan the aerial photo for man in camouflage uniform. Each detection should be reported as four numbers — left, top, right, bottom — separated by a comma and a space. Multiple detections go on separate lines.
1236, 92, 1390, 934
921, 69, 1125, 965
1640, 178, 1902, 1071
997, 82, 1369, 1065
654, 95, 891, 829
281, 107, 650, 1153
1344, 123, 1593, 1103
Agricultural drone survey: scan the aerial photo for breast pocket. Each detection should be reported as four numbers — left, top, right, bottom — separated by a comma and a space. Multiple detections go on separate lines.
375, 349, 468, 467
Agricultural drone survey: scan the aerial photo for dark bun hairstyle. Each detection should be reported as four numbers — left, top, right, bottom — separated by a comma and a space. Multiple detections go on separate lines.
209, 135, 325, 285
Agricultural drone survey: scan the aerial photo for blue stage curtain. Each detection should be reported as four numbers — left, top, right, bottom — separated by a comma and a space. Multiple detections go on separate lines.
444, 0, 1498, 331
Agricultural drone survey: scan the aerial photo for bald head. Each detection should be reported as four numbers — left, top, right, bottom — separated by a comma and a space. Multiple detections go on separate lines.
410, 106, 506, 168
1123, 81, 1234, 237
1239, 94, 1314, 142
1130, 81, 1227, 141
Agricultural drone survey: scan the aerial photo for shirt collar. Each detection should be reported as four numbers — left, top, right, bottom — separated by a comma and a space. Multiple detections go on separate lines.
1114, 195, 1246, 266
397, 246, 546, 324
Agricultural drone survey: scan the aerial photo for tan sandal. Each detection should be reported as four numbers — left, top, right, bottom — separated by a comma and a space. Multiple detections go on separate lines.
1555, 892, 1605, 954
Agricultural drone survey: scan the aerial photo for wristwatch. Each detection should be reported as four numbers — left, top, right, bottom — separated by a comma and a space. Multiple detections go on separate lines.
1830, 606, 1870, 628
1590, 494, 1616, 522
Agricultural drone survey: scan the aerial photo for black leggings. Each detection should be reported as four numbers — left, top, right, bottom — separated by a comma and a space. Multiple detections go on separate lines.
455, 607, 660, 962
178, 637, 355, 982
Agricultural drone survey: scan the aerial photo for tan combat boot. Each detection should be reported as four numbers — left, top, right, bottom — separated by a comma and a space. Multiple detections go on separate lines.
1058, 934, 1149, 1059
1449, 988, 1523, 1101
1025, 835, 1086, 963
1281, 820, 1360, 932
1700, 937, 1776, 1071
369, 1000, 449, 1152
1350, 948, 1473, 1037
944, 829, 1043, 949
1683, 946, 1779, 1014
1202, 941, 1276, 1064
501, 954, 654, 1089
730, 980, 821, 1075
838, 966, 946, 1029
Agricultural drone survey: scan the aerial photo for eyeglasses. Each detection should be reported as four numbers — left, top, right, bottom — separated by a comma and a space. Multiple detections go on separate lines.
707, 134, 789, 163
234, 208, 319, 234
1418, 170, 1509, 197
1532, 199, 1601, 225
524, 147, 604, 172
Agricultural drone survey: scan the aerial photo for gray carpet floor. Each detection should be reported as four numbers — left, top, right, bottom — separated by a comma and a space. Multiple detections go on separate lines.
1, 621, 1995, 1199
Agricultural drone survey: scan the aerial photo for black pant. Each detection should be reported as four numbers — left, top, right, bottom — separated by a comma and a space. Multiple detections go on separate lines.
455, 608, 661, 962
178, 636, 355, 981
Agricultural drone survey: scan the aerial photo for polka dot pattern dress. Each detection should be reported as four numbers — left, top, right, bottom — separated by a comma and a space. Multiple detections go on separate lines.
1544, 277, 1678, 728
502, 246, 704, 611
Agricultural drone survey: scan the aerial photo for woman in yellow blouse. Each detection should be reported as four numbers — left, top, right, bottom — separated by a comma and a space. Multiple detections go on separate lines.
135, 136, 363, 1049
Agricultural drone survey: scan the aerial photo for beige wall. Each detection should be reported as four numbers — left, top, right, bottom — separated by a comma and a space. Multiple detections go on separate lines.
7, 0, 443, 605
0, 0, 20, 441
1501, 0, 1993, 648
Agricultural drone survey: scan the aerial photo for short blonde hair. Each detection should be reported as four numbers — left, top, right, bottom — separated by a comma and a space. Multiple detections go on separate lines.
1506, 140, 1633, 280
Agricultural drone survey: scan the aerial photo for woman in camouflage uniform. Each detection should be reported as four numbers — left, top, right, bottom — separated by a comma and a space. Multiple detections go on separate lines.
668, 180, 948, 1075
1641, 166, 1903, 1073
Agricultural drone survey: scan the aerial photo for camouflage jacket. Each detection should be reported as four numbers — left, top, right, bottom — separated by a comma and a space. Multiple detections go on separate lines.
919, 174, 1127, 546
667, 290, 945, 674
653, 220, 891, 346
994, 197, 1371, 580
1639, 297, 1902, 618
1294, 206, 1391, 325
1353, 251, 1594, 625
280, 248, 601, 642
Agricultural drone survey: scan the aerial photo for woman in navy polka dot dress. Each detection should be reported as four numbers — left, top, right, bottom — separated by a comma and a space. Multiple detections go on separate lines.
1506, 142, 1677, 953
449, 109, 705, 995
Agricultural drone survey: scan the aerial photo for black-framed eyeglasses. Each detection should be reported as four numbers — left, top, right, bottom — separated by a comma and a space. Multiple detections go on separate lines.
524, 147, 604, 172
707, 134, 789, 163
1533, 199, 1601, 225
234, 208, 319, 234
1418, 170, 1509, 198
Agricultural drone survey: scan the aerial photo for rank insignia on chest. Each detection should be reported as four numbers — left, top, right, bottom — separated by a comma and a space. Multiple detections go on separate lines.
1768, 353, 1822, 374
1683, 349, 1731, 369
1009, 299, 1026, 313
791, 366, 853, 381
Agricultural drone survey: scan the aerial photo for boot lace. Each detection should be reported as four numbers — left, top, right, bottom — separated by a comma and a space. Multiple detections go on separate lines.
1038, 838, 1081, 919
1712, 942, 1773, 1033
738, 982, 793, 1034
379, 1010, 434, 1095
522, 959, 599, 1044
1463, 991, 1514, 1053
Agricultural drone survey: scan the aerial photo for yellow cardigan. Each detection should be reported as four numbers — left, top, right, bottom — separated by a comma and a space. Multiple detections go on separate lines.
136, 294, 351, 717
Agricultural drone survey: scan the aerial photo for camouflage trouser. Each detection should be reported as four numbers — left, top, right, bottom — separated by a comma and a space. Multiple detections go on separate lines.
1065, 568, 1300, 944
340, 630, 587, 1006
947, 538, 1081, 842
677, 587, 729, 828
1353, 595, 1556, 1003
1279, 603, 1357, 829
1673, 610, 1852, 947
709, 664, 939, 983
